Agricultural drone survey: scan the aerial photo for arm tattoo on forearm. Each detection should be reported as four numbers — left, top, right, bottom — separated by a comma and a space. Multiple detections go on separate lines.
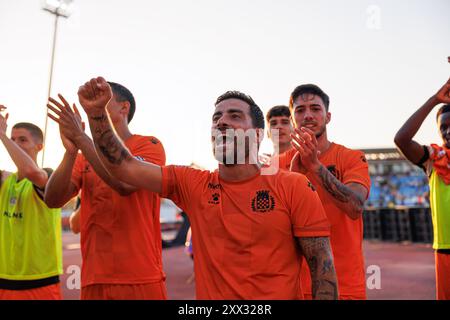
317, 165, 364, 209
312, 279, 338, 300
322, 258, 333, 275
90, 113, 132, 165
298, 237, 338, 300
91, 114, 108, 122
97, 129, 130, 165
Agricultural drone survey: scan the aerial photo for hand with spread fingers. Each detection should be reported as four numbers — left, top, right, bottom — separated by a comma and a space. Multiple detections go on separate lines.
0, 105, 8, 138
290, 127, 321, 173
77, 77, 113, 115
47, 94, 85, 155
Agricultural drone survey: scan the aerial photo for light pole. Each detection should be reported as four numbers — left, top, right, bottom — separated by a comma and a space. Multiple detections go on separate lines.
41, 0, 74, 168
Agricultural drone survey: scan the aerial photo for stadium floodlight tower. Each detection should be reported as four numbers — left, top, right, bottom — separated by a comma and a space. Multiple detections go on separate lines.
41, 0, 74, 167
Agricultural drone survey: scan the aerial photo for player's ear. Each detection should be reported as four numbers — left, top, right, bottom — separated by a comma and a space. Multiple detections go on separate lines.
36, 143, 44, 152
121, 101, 130, 119
326, 112, 331, 125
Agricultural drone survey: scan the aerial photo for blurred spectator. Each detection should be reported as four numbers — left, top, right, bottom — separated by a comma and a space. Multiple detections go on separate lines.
366, 171, 429, 208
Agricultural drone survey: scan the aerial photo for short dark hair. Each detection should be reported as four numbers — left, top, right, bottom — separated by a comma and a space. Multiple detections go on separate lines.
107, 81, 136, 123
215, 91, 265, 129
290, 84, 330, 111
266, 105, 291, 122
437, 104, 450, 121
12, 122, 43, 143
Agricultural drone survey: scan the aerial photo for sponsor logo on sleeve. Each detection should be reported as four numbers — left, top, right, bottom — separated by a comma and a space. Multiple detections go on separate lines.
307, 181, 316, 192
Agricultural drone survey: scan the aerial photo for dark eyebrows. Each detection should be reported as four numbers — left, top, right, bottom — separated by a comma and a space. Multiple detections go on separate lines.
227, 108, 245, 115
269, 118, 291, 125
212, 111, 222, 120
295, 103, 323, 110
12, 135, 28, 141
212, 108, 245, 120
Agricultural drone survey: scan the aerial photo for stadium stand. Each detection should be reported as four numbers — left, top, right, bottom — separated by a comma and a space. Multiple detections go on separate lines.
362, 148, 433, 243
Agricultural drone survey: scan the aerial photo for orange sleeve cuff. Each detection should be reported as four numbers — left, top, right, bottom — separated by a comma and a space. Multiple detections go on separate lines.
160, 166, 171, 198
294, 226, 330, 238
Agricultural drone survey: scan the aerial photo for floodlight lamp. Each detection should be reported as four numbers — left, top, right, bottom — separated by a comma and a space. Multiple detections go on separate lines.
42, 0, 74, 18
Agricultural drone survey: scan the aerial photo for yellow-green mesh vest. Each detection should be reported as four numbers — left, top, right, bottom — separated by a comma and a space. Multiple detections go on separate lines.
0, 173, 62, 280
429, 170, 450, 250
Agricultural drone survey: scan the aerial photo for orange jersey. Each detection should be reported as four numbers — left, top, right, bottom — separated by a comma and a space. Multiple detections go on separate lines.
71, 135, 166, 287
0, 283, 61, 300
81, 281, 167, 300
279, 143, 370, 297
435, 251, 450, 300
161, 165, 330, 299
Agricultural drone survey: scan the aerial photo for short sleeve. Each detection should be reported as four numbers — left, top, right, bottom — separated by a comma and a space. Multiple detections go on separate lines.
288, 174, 330, 238
129, 136, 166, 166
342, 150, 371, 193
160, 165, 206, 214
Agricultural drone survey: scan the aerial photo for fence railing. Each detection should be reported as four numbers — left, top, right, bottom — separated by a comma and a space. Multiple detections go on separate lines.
363, 206, 433, 243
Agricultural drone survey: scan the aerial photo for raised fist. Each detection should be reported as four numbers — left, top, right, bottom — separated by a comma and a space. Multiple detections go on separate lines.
77, 77, 113, 114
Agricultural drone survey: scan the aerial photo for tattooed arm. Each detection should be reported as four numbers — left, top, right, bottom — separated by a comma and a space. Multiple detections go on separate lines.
77, 77, 163, 193
297, 236, 338, 300
46, 94, 139, 197
310, 165, 367, 220
291, 127, 367, 220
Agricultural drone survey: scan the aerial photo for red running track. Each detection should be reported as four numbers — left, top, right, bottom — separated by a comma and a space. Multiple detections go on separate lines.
60, 232, 435, 300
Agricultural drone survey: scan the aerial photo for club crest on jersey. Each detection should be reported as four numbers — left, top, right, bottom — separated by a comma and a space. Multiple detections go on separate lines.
208, 193, 220, 205
251, 190, 275, 213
